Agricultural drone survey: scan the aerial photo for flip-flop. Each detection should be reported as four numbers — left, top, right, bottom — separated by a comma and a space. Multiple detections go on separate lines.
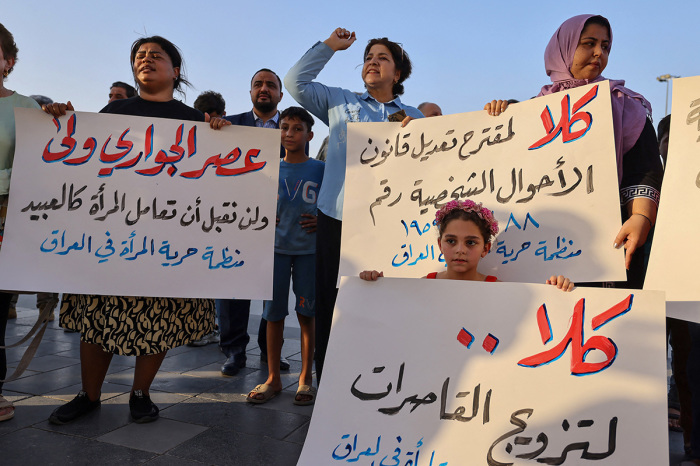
246, 384, 281, 404
294, 384, 317, 406
0, 395, 15, 422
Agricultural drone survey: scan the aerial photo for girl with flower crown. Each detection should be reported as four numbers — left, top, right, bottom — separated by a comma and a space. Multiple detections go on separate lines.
359, 200, 574, 291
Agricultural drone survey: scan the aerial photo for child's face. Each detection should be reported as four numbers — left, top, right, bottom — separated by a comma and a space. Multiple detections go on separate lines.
437, 219, 490, 274
280, 117, 310, 152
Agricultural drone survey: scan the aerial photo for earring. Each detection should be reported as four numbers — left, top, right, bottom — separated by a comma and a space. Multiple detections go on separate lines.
2, 70, 7, 78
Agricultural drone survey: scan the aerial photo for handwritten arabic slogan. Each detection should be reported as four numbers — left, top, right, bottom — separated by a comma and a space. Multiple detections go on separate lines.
340, 82, 626, 283
298, 277, 667, 465
0, 108, 279, 299
645, 75, 700, 322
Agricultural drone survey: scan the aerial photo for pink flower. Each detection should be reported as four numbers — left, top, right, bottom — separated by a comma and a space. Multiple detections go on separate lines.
434, 200, 499, 237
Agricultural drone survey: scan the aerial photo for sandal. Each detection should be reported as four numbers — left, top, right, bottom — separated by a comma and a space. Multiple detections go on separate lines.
0, 395, 15, 422
246, 384, 280, 404
294, 384, 317, 406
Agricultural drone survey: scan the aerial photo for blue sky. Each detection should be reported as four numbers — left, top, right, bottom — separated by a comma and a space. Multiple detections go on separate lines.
4, 0, 698, 155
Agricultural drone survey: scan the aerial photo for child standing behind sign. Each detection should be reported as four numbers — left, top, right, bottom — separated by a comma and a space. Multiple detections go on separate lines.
247, 107, 324, 405
360, 199, 574, 291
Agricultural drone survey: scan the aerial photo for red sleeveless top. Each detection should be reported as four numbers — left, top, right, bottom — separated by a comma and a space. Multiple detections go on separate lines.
425, 272, 498, 281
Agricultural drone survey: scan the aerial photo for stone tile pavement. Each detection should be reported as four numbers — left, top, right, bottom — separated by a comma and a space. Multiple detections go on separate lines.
0, 295, 693, 465
0, 295, 311, 465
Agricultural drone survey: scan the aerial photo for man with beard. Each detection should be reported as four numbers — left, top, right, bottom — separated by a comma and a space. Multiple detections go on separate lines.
225, 69, 288, 157
218, 69, 290, 376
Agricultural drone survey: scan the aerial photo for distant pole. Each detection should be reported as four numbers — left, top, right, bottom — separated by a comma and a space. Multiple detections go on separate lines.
657, 74, 681, 116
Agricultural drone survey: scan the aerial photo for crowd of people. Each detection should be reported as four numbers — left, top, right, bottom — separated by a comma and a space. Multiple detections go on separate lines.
0, 13, 695, 463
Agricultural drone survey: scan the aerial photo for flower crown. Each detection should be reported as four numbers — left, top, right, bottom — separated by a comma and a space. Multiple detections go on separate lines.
435, 200, 499, 237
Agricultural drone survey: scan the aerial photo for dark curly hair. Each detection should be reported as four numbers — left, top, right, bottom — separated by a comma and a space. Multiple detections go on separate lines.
194, 90, 226, 116
0, 23, 19, 78
363, 38, 412, 97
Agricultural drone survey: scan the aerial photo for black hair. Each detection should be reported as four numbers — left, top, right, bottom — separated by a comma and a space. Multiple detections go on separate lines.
0, 23, 18, 78
111, 81, 137, 98
280, 106, 314, 131
583, 15, 612, 43
250, 68, 282, 88
130, 36, 191, 95
437, 209, 493, 245
194, 90, 226, 116
364, 38, 412, 97
30, 95, 53, 106
657, 114, 671, 142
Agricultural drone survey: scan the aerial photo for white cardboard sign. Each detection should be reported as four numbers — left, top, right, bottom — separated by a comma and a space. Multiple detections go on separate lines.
341, 82, 626, 283
645, 75, 700, 321
0, 108, 280, 299
299, 277, 667, 465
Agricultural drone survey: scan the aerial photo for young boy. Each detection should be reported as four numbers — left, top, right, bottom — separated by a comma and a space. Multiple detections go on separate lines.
247, 106, 324, 405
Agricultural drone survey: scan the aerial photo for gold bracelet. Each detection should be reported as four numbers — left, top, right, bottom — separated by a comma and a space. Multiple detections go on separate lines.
633, 212, 653, 227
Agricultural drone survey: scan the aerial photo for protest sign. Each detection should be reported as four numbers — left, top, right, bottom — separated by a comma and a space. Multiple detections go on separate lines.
340, 82, 626, 283
299, 277, 667, 465
0, 109, 279, 299
645, 75, 700, 321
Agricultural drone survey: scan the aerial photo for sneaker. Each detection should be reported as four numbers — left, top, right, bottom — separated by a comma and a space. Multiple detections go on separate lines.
129, 390, 159, 423
48, 391, 100, 425
187, 330, 220, 347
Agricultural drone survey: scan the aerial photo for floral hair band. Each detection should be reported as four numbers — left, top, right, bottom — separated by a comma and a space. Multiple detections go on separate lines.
434, 200, 499, 236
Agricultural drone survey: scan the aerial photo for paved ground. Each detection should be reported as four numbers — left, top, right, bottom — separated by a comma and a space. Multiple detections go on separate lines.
0, 296, 311, 465
0, 295, 692, 465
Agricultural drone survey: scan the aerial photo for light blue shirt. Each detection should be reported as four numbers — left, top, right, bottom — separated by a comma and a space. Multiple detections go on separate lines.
254, 111, 280, 129
284, 42, 423, 220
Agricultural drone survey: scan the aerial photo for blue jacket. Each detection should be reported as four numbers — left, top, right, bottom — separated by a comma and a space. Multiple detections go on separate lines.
285, 42, 422, 220
224, 110, 257, 127
225, 110, 309, 158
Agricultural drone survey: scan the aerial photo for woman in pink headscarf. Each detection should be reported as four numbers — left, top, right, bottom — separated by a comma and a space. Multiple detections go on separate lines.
486, 14, 663, 289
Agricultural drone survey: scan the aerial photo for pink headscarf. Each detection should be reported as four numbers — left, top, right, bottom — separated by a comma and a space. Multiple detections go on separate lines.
537, 14, 651, 184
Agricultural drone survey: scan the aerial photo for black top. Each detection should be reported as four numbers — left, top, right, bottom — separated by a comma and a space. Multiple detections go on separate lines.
619, 118, 663, 205
100, 96, 204, 122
